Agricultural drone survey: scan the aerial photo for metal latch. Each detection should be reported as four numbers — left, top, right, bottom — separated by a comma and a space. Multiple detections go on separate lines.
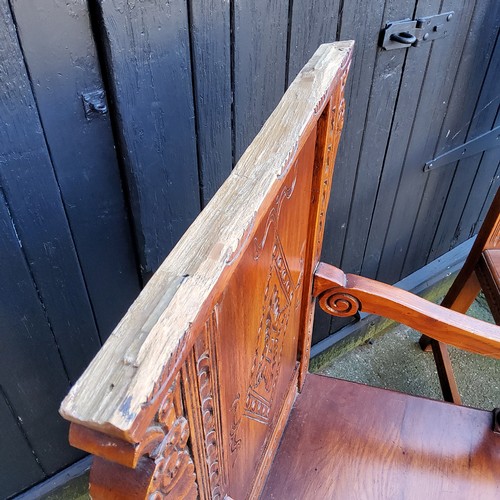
380, 12, 454, 50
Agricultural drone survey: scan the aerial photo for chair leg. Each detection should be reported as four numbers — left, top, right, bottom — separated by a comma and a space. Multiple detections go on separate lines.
430, 339, 461, 404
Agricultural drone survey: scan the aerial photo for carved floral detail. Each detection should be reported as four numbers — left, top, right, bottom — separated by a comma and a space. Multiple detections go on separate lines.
146, 375, 198, 499
318, 289, 360, 317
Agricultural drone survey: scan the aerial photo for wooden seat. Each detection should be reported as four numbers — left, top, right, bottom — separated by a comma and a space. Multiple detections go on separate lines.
59, 43, 499, 499
420, 188, 500, 404
263, 374, 500, 499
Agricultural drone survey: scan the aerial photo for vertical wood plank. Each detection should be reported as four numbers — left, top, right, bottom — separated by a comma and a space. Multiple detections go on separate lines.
95, 0, 201, 277
0, 190, 84, 475
457, 124, 500, 245
287, 0, 341, 84
0, 0, 101, 380
322, 0, 386, 269
313, 0, 385, 341
402, 0, 499, 275
429, 26, 500, 259
340, 0, 415, 275
189, 0, 232, 204
233, 0, 290, 161
360, 0, 441, 280
0, 390, 45, 498
375, 0, 475, 283
10, 0, 141, 339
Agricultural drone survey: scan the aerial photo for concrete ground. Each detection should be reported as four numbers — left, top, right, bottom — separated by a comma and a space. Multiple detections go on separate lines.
313, 293, 500, 410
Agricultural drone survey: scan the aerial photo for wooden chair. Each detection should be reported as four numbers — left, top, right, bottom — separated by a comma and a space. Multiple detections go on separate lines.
60, 42, 500, 499
420, 188, 500, 405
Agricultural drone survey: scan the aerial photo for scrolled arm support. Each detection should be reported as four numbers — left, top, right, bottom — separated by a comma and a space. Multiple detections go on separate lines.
313, 262, 500, 359
317, 288, 360, 317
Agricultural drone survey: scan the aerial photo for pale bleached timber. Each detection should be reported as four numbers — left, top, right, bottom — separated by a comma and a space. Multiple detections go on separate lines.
60, 42, 355, 439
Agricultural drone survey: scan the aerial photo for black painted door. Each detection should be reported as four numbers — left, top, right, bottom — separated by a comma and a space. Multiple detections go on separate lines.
0, 1, 140, 496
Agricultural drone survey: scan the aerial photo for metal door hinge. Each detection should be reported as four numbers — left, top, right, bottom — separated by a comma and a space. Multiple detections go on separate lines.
424, 125, 500, 172
380, 12, 454, 50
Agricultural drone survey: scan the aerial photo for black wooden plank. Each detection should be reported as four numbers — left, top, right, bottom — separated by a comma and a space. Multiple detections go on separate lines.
455, 111, 500, 245
0, 0, 101, 381
375, 0, 475, 284
233, 0, 289, 161
429, 29, 500, 259
0, 190, 84, 476
10, 0, 141, 339
0, 389, 44, 498
189, 0, 232, 204
340, 0, 415, 275
322, 0, 386, 270
360, 0, 441, 279
401, 0, 500, 275
95, 0, 201, 277
475, 159, 500, 228
313, 0, 385, 343
287, 0, 341, 84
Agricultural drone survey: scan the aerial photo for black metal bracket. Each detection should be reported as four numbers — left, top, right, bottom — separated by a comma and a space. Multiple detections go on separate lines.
82, 89, 108, 120
380, 12, 454, 50
424, 125, 500, 172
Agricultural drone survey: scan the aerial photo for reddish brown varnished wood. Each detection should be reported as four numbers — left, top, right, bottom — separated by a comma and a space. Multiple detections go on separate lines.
477, 249, 500, 324
297, 58, 350, 390
430, 339, 462, 404
314, 262, 500, 358
88, 374, 198, 499
262, 374, 500, 499
420, 188, 500, 402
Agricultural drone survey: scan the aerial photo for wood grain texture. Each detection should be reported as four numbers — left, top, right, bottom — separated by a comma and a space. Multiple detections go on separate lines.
314, 262, 500, 357
215, 129, 317, 498
315, 0, 385, 342
297, 62, 349, 387
189, 0, 232, 204
233, 0, 289, 161
0, 188, 84, 476
60, 43, 354, 443
376, 0, 475, 284
340, 0, 414, 276
10, 0, 141, 339
88, 374, 198, 499
0, 0, 100, 384
402, 0, 500, 277
360, 0, 442, 280
262, 374, 500, 499
94, 0, 201, 277
287, 0, 340, 84
0, 389, 45, 498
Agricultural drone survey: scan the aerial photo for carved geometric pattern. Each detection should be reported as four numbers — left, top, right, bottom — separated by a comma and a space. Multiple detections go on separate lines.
194, 310, 226, 499
244, 235, 296, 425
146, 375, 198, 500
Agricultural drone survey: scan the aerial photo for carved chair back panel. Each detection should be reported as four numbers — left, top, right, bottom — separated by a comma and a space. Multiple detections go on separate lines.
213, 128, 316, 497
59, 42, 354, 500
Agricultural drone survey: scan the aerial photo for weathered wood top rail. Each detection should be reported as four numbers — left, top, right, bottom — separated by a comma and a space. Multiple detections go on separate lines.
60, 42, 353, 441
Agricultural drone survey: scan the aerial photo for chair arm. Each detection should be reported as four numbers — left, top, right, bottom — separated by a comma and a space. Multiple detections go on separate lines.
313, 262, 500, 358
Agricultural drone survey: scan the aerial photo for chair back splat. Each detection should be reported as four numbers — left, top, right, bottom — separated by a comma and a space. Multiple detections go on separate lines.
60, 42, 353, 499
